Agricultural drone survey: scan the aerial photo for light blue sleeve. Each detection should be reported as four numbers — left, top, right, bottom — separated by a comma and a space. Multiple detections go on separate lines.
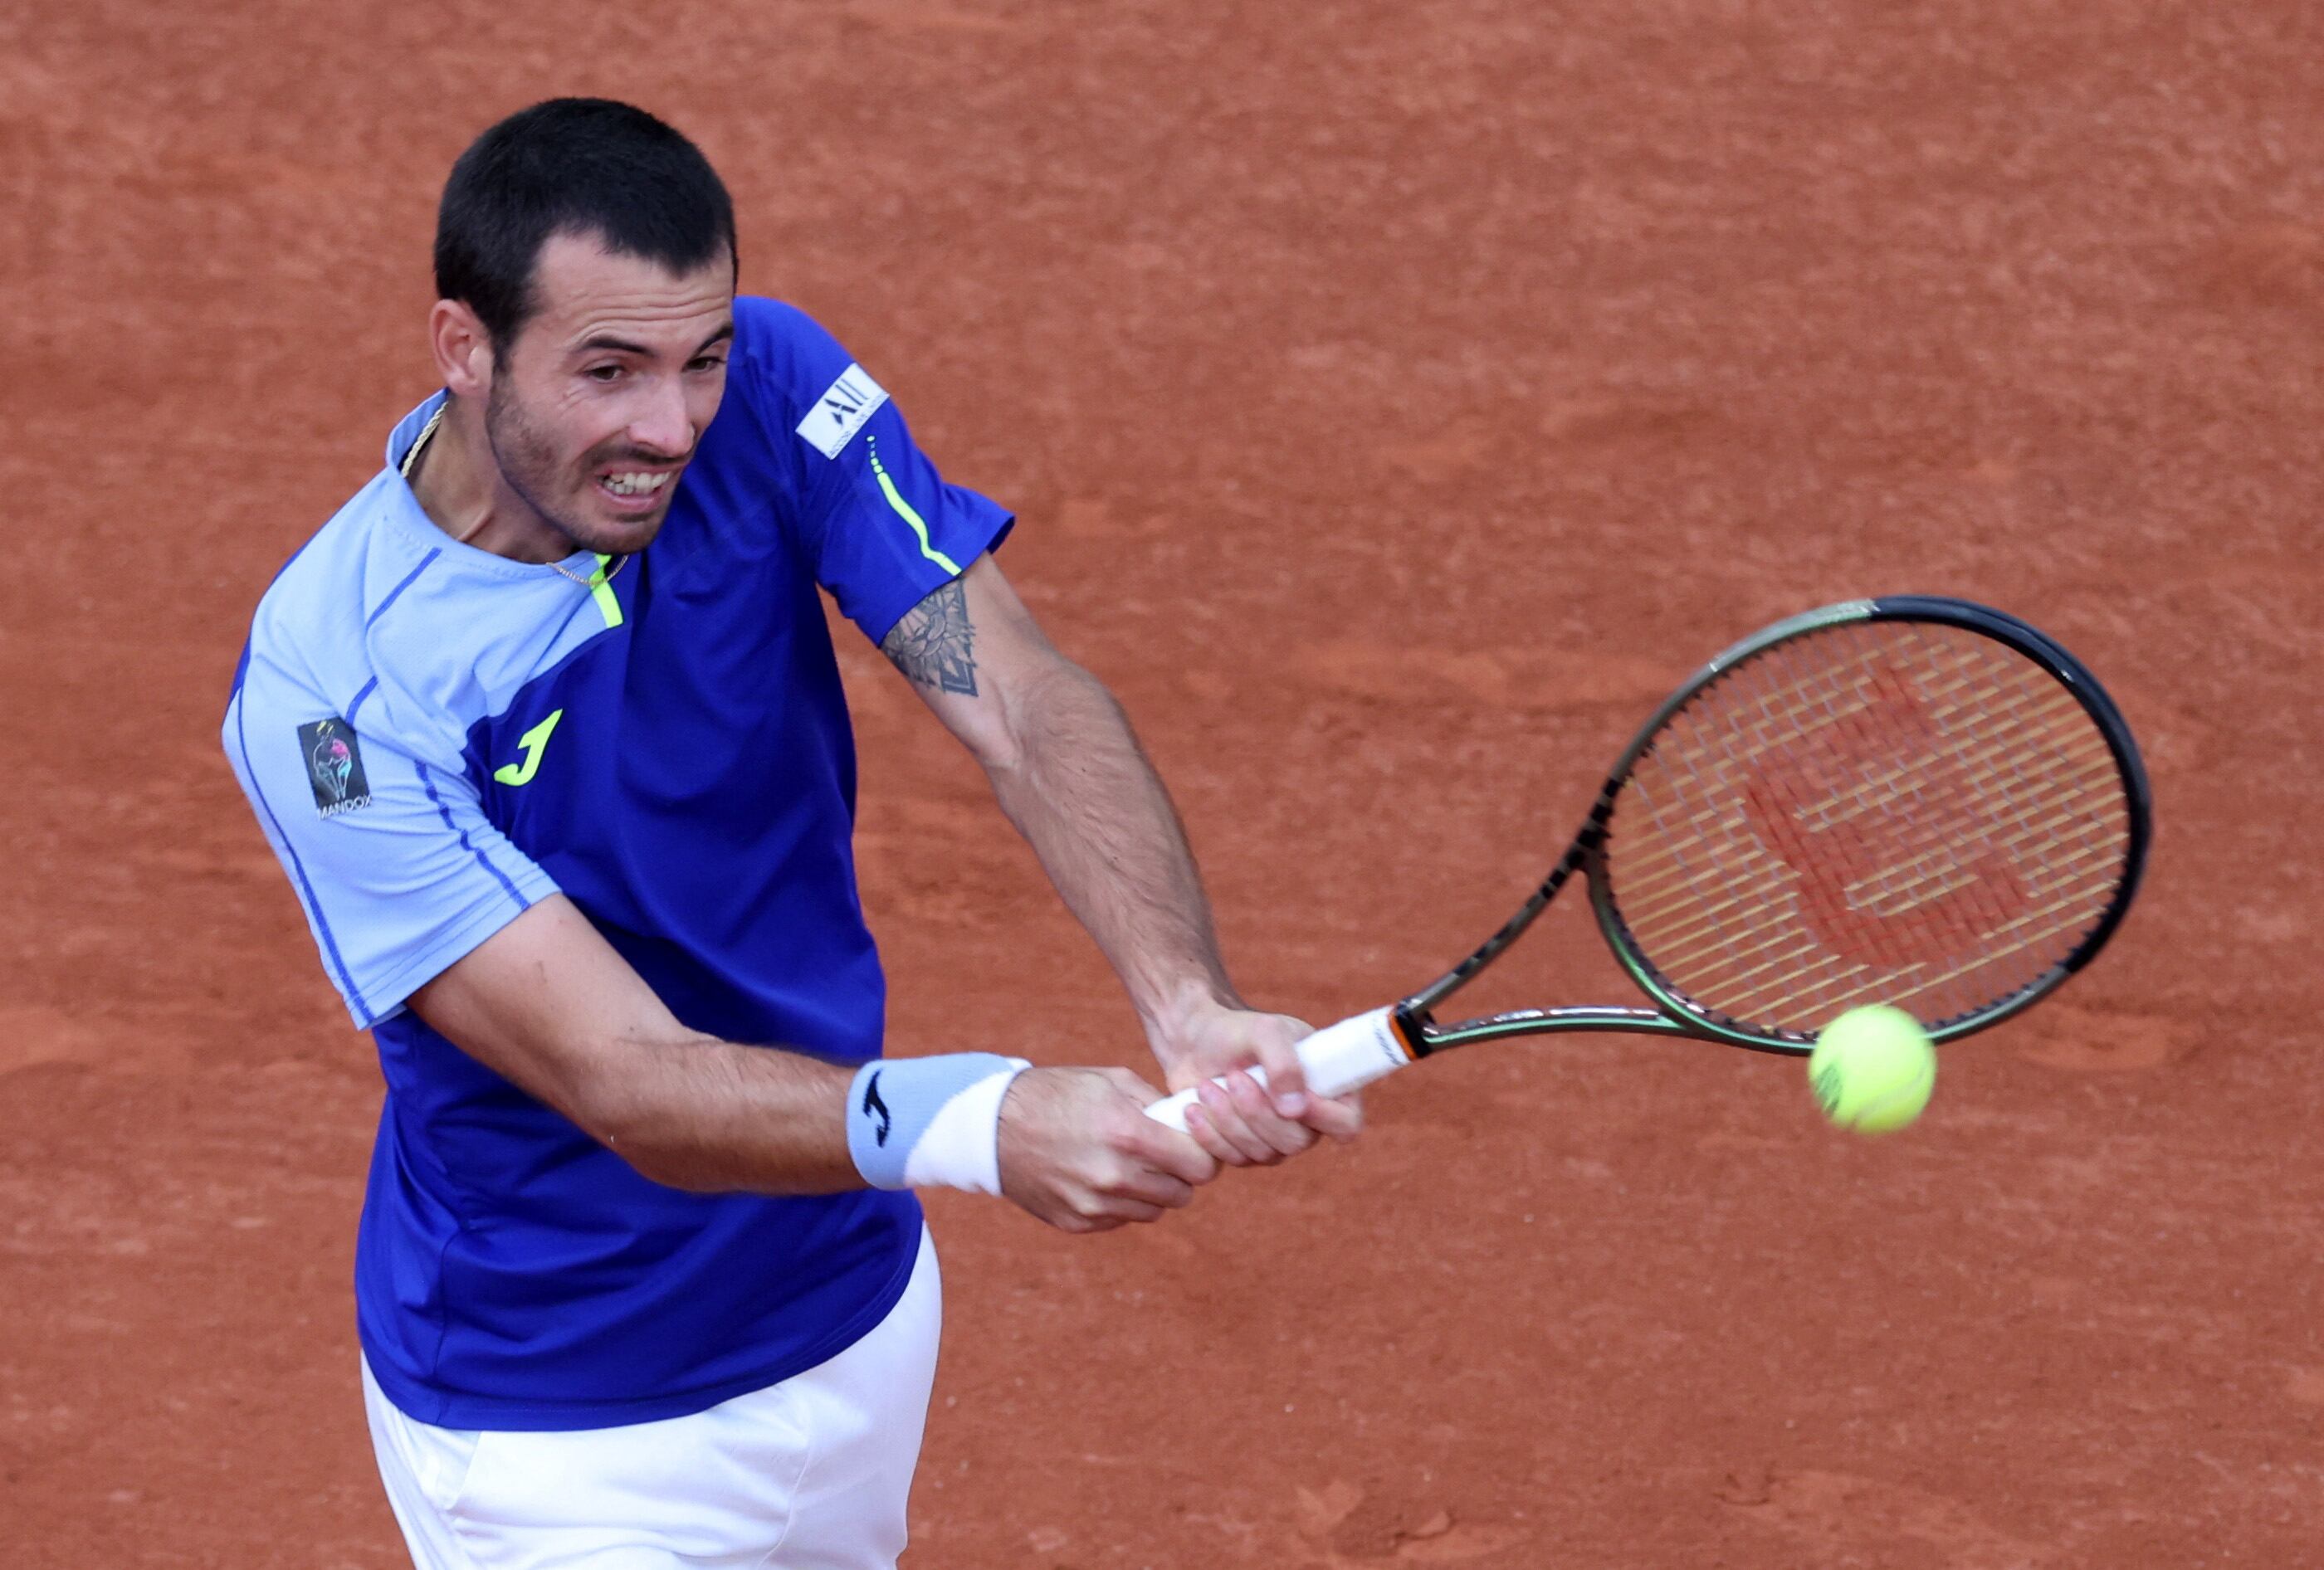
223, 655, 559, 1028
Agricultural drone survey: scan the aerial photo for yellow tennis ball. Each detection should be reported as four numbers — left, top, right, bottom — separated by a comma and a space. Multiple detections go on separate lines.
1808, 1006, 1935, 1134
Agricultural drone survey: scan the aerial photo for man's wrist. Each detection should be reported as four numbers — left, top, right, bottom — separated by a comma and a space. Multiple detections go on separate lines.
846, 1054, 1030, 1195
1138, 974, 1244, 1065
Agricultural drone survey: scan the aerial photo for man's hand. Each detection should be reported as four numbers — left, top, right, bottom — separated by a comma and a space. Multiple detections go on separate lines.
997, 1067, 1222, 1232
1151, 996, 1365, 1168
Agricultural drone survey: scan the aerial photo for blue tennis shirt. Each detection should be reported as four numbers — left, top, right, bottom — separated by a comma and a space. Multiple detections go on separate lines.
222, 296, 1013, 1430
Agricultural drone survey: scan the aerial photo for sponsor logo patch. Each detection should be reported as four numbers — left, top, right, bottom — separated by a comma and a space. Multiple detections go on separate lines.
794, 363, 889, 458
298, 717, 373, 817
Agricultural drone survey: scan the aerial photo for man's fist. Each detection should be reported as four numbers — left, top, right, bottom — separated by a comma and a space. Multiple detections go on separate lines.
997, 1067, 1222, 1232
1151, 1000, 1364, 1168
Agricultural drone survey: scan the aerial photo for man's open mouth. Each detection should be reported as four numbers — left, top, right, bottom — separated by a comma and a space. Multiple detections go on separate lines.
598, 469, 676, 499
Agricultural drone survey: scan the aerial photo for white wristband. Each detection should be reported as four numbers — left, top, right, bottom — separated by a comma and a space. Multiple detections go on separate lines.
901, 1062, 1026, 1195
847, 1054, 1031, 1196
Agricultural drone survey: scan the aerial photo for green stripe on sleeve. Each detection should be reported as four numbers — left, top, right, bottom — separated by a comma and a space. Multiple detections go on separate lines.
866, 440, 964, 576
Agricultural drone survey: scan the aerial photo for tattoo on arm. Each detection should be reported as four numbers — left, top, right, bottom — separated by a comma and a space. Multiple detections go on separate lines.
881, 579, 979, 697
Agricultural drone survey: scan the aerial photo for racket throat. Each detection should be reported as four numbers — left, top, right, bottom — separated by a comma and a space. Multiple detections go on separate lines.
1389, 1002, 1440, 1060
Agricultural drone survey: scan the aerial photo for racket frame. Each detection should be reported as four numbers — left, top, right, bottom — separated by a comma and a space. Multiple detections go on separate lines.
1392, 597, 2152, 1060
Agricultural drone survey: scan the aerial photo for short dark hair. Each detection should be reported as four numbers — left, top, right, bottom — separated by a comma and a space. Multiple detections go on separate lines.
434, 99, 738, 348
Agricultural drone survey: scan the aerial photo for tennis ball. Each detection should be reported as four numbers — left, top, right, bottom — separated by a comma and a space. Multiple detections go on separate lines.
1808, 1006, 1935, 1134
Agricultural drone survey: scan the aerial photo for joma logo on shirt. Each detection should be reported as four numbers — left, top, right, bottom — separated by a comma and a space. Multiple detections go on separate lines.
493, 709, 565, 787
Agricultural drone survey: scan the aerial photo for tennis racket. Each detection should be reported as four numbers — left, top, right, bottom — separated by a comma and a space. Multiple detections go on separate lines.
1146, 596, 2151, 1129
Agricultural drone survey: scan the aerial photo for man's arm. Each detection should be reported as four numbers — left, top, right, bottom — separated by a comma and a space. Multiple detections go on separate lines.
407, 893, 1218, 1227
881, 555, 1362, 1168
408, 895, 857, 1191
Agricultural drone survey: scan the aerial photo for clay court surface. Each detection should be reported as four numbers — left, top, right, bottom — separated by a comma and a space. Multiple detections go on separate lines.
3, 2, 2319, 1564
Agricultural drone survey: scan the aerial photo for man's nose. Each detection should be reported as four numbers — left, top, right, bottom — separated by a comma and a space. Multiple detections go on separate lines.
629, 380, 695, 459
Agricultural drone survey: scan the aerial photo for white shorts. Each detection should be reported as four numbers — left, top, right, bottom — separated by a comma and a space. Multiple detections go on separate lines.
364, 1226, 941, 1570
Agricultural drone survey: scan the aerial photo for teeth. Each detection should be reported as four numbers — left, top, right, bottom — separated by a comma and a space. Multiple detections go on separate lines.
601, 471, 672, 496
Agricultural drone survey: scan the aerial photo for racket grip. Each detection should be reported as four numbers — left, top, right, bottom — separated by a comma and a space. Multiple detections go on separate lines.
1143, 1007, 1412, 1132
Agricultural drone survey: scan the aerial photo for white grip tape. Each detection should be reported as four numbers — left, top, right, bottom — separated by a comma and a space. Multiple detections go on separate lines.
1143, 1007, 1411, 1132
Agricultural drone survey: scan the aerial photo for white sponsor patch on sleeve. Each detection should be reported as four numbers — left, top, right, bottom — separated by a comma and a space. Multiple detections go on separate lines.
795, 363, 891, 458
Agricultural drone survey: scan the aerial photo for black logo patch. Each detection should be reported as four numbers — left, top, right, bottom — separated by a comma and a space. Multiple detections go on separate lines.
862, 1070, 892, 1147
297, 717, 373, 817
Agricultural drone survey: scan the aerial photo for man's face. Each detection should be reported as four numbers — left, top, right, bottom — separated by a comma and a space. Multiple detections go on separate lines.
481, 232, 735, 558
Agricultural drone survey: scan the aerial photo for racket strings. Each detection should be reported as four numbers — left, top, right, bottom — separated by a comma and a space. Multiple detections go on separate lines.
1615, 687, 2114, 906
1674, 630, 2125, 1028
1692, 627, 2128, 1031
1620, 695, 2119, 923
1603, 621, 2131, 1038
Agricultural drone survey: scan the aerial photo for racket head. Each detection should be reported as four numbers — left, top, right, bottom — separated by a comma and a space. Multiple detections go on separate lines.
1584, 597, 2151, 1053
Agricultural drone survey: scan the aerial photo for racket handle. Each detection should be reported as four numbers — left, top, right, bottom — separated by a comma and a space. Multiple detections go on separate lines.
1143, 1007, 1413, 1132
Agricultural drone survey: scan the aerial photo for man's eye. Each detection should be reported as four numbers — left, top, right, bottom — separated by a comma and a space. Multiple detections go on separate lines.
688, 356, 728, 373
586, 364, 623, 383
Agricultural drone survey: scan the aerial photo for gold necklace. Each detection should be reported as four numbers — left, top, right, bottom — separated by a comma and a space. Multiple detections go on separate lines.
550, 553, 626, 589
402, 403, 626, 591
399, 405, 442, 480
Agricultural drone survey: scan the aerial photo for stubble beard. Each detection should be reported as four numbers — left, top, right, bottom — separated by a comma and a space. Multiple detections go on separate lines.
483, 376, 663, 561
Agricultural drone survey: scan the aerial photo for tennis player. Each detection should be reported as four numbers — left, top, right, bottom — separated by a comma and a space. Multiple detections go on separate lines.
222, 97, 1358, 1568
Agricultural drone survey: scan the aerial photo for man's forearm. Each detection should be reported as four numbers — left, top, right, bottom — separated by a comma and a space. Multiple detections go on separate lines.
406, 904, 867, 1197
583, 1033, 863, 1193
979, 656, 1241, 1040
592, 1037, 1026, 1200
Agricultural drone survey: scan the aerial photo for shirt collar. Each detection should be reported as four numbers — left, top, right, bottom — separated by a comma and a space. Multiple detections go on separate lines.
385, 390, 451, 475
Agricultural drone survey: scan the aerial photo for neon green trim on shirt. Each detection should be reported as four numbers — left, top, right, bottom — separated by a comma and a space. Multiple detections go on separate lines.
588, 556, 623, 628
493, 709, 565, 787
866, 441, 963, 576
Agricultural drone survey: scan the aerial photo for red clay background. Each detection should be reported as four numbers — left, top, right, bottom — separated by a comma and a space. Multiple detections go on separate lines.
3, 2, 2319, 1565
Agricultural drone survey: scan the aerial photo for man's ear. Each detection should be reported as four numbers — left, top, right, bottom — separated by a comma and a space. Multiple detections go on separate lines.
428, 299, 495, 398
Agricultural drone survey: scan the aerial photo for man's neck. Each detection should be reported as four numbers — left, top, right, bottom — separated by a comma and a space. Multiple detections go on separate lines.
405, 397, 570, 565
